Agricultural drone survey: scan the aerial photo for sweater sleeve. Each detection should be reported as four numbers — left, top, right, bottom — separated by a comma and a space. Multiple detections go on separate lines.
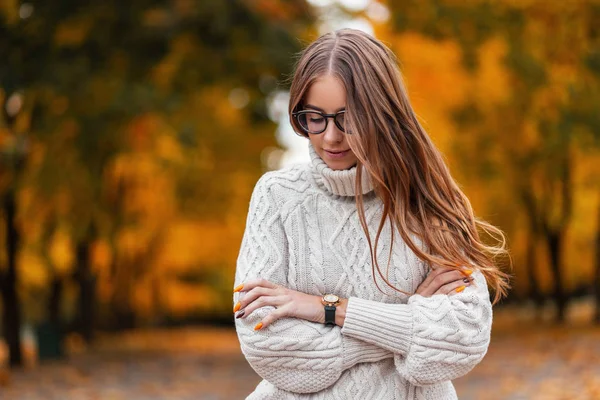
234, 174, 393, 394
340, 269, 492, 386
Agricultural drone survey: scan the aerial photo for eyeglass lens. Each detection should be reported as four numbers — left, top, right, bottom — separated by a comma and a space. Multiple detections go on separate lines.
297, 112, 345, 134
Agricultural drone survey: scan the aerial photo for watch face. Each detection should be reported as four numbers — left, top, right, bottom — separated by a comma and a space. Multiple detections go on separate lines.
323, 294, 339, 303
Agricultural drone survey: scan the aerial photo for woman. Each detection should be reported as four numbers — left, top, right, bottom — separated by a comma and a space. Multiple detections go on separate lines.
232, 29, 510, 399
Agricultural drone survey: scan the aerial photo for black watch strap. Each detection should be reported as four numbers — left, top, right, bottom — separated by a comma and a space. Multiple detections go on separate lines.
324, 305, 336, 326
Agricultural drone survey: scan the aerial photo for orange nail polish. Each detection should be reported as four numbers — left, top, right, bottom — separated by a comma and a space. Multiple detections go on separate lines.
463, 269, 473, 276
233, 302, 241, 313
456, 286, 466, 293
233, 284, 244, 293
254, 322, 263, 331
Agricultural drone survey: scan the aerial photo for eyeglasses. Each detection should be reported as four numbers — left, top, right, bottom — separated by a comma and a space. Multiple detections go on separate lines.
292, 110, 347, 134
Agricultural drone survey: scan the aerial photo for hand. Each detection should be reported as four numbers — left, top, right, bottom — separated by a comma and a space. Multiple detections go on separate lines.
233, 279, 324, 330
415, 267, 473, 297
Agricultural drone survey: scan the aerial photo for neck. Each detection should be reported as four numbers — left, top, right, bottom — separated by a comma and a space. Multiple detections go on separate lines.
309, 141, 374, 197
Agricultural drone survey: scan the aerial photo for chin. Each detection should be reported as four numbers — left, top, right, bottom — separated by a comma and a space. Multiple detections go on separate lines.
325, 160, 356, 171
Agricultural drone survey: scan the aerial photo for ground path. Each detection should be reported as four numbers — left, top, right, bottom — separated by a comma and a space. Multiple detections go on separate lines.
1, 310, 600, 399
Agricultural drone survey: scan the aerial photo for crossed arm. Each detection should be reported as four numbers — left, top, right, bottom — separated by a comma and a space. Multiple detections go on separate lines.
234, 266, 474, 331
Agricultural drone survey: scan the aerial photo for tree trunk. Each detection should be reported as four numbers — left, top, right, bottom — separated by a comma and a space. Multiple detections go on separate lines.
110, 257, 136, 330
150, 275, 163, 326
594, 194, 600, 323
48, 278, 63, 325
1, 192, 22, 367
525, 231, 543, 318
546, 230, 566, 322
75, 238, 96, 343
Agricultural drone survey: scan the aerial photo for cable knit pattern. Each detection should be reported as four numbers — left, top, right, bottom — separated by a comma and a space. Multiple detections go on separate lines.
234, 141, 493, 399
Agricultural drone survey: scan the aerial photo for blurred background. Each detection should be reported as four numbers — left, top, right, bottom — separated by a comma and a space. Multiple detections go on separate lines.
0, 0, 599, 399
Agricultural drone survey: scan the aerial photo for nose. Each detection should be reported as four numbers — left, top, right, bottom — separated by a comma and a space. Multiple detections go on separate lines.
322, 118, 344, 144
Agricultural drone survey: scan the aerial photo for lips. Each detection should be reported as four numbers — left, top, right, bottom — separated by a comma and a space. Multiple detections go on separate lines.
324, 149, 349, 153
323, 149, 350, 159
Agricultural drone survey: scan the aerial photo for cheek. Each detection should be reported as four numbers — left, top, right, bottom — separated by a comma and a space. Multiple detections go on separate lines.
346, 152, 359, 168
308, 134, 322, 149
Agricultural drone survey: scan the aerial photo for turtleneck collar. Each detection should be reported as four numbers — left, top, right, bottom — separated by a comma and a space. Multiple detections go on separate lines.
308, 141, 374, 197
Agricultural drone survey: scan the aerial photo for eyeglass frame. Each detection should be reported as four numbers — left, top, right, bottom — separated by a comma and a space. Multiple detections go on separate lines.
291, 109, 348, 134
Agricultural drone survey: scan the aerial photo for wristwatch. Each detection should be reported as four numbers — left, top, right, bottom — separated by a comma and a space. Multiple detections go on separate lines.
321, 294, 341, 326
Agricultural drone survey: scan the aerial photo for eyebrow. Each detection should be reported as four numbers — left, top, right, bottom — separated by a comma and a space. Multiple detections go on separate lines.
305, 104, 345, 113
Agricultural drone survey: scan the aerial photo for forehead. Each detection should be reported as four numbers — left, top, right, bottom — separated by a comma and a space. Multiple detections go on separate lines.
305, 74, 346, 111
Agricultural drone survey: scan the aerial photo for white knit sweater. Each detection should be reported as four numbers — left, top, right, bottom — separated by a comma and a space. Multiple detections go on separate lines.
234, 142, 492, 400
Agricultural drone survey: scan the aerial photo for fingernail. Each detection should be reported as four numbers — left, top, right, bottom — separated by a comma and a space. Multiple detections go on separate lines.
235, 310, 245, 319
233, 284, 244, 293
233, 302, 241, 313
463, 277, 470, 284
456, 286, 466, 293
254, 322, 263, 331
463, 269, 473, 276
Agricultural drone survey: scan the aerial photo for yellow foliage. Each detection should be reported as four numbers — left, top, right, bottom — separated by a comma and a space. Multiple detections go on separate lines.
170, 33, 197, 55
56, 118, 79, 141
0, 0, 19, 24
245, 0, 310, 23
18, 251, 49, 289
54, 17, 91, 47
376, 20, 600, 297
388, 32, 469, 109
49, 229, 75, 276
142, 7, 171, 28
50, 96, 69, 116
376, 29, 469, 152
156, 134, 184, 164
87, 77, 120, 111
151, 58, 179, 90
106, 152, 177, 222
196, 86, 246, 130
91, 239, 113, 273
13, 111, 31, 134
227, 171, 255, 221
132, 278, 155, 319
196, 144, 216, 171
17, 187, 45, 242
97, 276, 113, 304
131, 276, 222, 320
252, 0, 290, 22
473, 38, 510, 106
153, 220, 233, 273
0, 127, 11, 148
24, 140, 45, 170
150, 34, 197, 90
54, 188, 72, 217
120, 273, 223, 319
521, 120, 540, 152
116, 227, 151, 261
162, 280, 219, 316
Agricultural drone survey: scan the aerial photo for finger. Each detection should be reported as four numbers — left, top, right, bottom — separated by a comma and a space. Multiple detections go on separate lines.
417, 269, 473, 297
242, 296, 280, 318
238, 287, 274, 310
435, 279, 471, 295
429, 269, 471, 291
233, 283, 244, 293
255, 307, 287, 330
418, 268, 463, 296
417, 267, 453, 295
237, 278, 279, 293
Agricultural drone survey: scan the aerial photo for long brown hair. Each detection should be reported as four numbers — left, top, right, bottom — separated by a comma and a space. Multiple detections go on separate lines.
288, 29, 510, 304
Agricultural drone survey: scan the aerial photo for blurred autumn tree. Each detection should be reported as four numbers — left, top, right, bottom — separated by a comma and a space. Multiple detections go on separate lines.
381, 0, 600, 321
0, 0, 315, 367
